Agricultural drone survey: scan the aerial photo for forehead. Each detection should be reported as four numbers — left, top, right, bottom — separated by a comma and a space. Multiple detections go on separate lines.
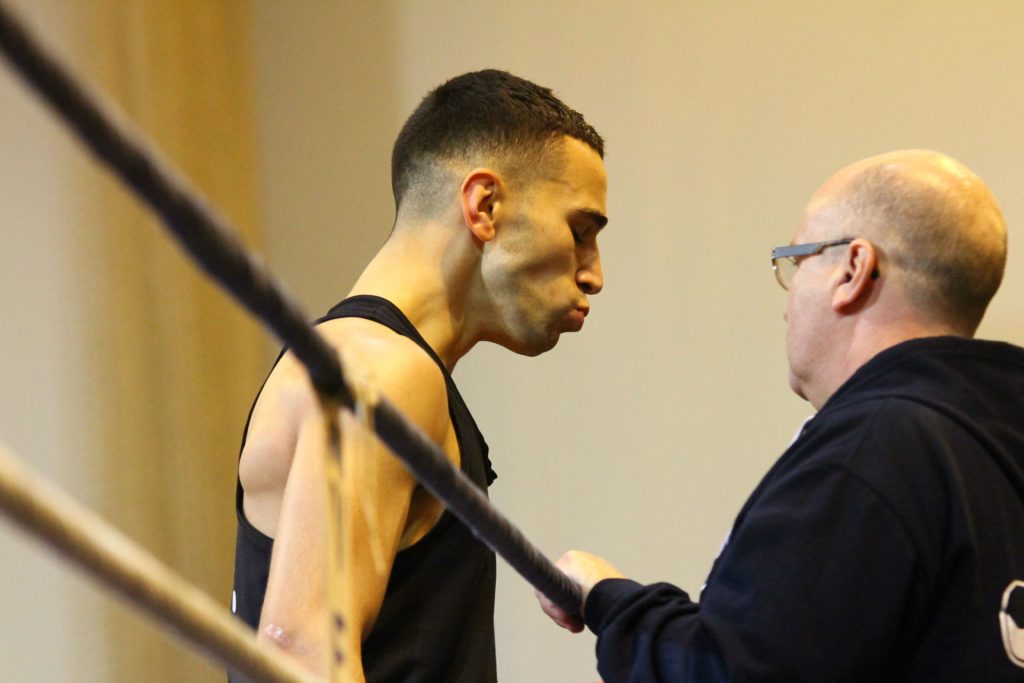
794, 173, 850, 243
542, 136, 608, 211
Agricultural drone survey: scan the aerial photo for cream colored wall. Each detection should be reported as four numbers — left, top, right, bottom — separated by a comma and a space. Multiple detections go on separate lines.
0, 6, 99, 678
1, 2, 1022, 682
1, 2, 265, 682
252, 2, 1024, 682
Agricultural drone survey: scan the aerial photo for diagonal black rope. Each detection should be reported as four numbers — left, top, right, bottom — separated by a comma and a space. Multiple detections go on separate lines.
0, 3, 347, 406
0, 1, 582, 618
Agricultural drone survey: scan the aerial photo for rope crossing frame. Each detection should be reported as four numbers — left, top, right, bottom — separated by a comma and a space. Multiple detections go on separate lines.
0, 3, 583, 681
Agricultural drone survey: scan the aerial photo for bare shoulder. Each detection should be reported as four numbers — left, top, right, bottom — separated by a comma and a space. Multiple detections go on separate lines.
316, 317, 450, 442
239, 316, 450, 535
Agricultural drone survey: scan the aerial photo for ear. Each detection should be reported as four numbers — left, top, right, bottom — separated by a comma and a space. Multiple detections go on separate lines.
460, 169, 501, 243
831, 239, 878, 312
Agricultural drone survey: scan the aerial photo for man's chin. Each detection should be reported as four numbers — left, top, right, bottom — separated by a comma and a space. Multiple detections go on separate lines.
788, 372, 807, 400
507, 330, 561, 357
523, 338, 560, 357
489, 317, 568, 356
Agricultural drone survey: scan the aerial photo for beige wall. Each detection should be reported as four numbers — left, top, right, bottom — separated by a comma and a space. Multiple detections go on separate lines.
252, 2, 1024, 682
0, 1, 265, 681
1, 1, 1023, 681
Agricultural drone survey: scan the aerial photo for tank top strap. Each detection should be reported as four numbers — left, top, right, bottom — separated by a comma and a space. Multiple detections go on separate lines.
320, 295, 496, 485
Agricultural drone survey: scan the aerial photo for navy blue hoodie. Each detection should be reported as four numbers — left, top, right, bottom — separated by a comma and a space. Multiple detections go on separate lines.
586, 336, 1024, 682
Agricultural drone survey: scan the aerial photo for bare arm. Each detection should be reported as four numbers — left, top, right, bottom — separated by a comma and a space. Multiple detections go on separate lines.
253, 332, 452, 678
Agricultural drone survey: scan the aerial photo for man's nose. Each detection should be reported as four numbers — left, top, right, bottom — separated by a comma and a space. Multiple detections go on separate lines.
577, 249, 603, 295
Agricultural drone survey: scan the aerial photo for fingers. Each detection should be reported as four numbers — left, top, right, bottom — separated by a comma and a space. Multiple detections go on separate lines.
536, 549, 627, 634
555, 550, 626, 608
535, 588, 585, 633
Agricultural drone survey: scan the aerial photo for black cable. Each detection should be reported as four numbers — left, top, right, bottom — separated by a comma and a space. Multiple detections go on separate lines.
0, 1, 583, 616
0, 2, 346, 405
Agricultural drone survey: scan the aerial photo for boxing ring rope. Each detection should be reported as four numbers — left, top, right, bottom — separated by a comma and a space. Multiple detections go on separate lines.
0, 3, 582, 681
0, 442, 320, 683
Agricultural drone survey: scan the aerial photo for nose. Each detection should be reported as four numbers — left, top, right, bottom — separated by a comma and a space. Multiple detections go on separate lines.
577, 247, 603, 295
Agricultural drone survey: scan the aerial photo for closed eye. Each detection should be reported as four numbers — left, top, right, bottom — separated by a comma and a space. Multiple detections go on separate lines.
568, 208, 607, 245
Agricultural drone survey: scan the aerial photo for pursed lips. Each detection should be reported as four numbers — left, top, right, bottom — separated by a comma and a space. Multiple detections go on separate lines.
566, 305, 588, 331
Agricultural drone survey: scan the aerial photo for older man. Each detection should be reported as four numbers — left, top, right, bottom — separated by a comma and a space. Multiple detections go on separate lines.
541, 150, 1024, 682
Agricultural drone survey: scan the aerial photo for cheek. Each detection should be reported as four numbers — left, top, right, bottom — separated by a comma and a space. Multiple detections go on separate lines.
520, 242, 576, 284
784, 311, 797, 361
784, 294, 798, 334
784, 296, 808, 359
492, 220, 577, 296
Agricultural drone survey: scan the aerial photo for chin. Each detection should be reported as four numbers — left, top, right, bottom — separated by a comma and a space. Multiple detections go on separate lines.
493, 333, 557, 357
517, 329, 561, 357
788, 372, 807, 401
523, 337, 559, 357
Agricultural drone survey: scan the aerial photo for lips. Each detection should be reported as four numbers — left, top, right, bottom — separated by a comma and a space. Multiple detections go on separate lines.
565, 307, 587, 332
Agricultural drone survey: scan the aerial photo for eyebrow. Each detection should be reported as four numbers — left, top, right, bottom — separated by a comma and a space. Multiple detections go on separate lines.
574, 208, 608, 230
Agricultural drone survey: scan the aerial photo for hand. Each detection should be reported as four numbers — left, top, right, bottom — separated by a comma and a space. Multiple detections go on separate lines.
536, 550, 626, 633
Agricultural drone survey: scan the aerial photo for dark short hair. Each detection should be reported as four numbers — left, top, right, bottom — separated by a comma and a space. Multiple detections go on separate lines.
391, 69, 603, 212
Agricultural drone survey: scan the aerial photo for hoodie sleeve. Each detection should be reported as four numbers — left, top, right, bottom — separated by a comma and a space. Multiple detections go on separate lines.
583, 463, 920, 683
586, 579, 731, 683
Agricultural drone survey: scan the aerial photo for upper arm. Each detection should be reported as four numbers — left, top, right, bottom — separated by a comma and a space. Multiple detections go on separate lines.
591, 465, 920, 682
239, 355, 317, 535
698, 464, 918, 680
255, 325, 451, 673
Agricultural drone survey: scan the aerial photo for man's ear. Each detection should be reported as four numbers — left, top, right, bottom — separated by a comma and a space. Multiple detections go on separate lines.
831, 238, 878, 311
461, 169, 501, 243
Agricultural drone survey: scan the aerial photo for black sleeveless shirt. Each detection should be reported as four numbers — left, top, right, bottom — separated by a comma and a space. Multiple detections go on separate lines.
231, 295, 497, 682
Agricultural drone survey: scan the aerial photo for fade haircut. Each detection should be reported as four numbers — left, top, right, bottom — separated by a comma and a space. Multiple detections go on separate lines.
838, 160, 1007, 334
391, 69, 604, 217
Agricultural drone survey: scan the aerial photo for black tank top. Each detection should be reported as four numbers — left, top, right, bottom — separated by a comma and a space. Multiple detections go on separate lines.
230, 295, 497, 682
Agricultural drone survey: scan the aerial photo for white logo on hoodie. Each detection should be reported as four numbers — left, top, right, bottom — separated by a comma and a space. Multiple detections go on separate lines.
1001, 580, 1024, 668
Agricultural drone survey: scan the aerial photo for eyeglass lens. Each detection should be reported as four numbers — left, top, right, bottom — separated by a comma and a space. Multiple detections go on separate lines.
775, 256, 798, 290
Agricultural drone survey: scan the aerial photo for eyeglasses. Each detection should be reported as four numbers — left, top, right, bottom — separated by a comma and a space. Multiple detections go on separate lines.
770, 238, 854, 291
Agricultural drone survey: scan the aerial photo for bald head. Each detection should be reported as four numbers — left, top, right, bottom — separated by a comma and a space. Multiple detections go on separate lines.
811, 150, 1007, 334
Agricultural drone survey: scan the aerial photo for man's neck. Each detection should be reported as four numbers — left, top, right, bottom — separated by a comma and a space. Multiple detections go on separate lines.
346, 228, 481, 372
813, 317, 967, 410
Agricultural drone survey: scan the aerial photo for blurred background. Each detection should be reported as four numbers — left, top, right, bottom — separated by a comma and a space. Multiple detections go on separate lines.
1, 1, 1022, 681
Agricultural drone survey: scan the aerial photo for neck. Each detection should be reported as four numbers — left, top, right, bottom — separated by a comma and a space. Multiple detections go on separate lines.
346, 223, 483, 371
811, 315, 966, 410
